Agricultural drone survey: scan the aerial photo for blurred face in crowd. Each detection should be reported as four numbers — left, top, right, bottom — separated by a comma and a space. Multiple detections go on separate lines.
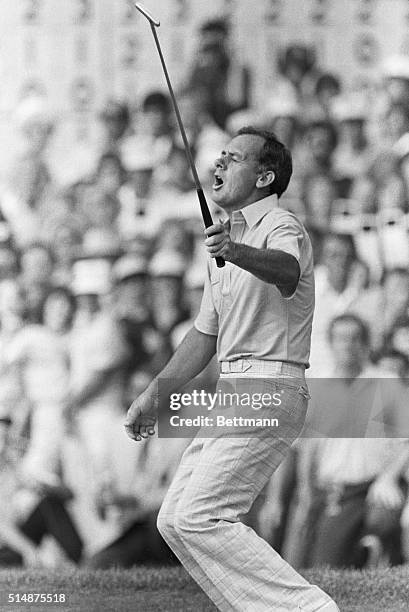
0, 247, 18, 280
129, 169, 153, 199
177, 93, 205, 139
43, 289, 75, 333
305, 174, 335, 230
166, 149, 194, 192
53, 226, 81, 268
384, 270, 409, 311
308, 125, 336, 161
322, 235, 354, 291
213, 134, 268, 211
385, 104, 409, 141
0, 281, 25, 323
329, 319, 368, 372
21, 245, 53, 285
90, 191, 119, 228
316, 82, 340, 115
75, 294, 100, 316
143, 105, 170, 138
97, 156, 123, 197
378, 354, 408, 379
340, 119, 366, 149
390, 324, 409, 359
116, 276, 148, 321
22, 119, 53, 154
400, 156, 409, 195
101, 116, 127, 144
385, 77, 409, 105
150, 276, 183, 333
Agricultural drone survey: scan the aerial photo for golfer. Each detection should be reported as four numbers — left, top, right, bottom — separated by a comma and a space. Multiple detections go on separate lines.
125, 127, 339, 611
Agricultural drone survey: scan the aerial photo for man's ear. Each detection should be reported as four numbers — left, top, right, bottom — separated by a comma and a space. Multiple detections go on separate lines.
256, 170, 275, 189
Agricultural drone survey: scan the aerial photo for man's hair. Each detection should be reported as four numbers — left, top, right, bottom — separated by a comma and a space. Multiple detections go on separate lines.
327, 313, 371, 347
236, 127, 293, 198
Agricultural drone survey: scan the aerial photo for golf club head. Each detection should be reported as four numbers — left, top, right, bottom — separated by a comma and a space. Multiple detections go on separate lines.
134, 3, 160, 27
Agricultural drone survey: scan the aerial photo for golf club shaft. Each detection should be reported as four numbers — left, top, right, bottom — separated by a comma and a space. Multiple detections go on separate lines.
149, 24, 225, 268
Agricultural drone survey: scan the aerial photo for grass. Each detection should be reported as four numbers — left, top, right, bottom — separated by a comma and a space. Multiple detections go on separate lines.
0, 565, 408, 611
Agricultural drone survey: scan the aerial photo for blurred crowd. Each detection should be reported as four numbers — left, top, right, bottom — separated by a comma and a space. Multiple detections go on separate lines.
0, 19, 409, 570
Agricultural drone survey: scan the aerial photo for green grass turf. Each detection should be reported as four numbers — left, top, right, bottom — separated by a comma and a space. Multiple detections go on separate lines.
0, 565, 408, 611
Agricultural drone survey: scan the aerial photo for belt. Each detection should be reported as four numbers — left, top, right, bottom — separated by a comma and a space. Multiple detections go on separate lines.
220, 359, 305, 377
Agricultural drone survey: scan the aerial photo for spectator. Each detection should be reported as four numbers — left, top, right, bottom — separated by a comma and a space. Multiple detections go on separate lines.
304, 314, 409, 569
352, 149, 406, 213
309, 232, 365, 375
0, 244, 19, 281
119, 145, 156, 240
19, 243, 54, 324
85, 436, 188, 569
5, 286, 75, 492
67, 257, 131, 523
332, 93, 372, 193
148, 249, 188, 374
0, 97, 56, 249
111, 254, 153, 400
375, 348, 409, 380
300, 119, 338, 177
121, 91, 173, 179
385, 316, 409, 362
0, 413, 83, 567
352, 267, 409, 350
315, 73, 342, 119
98, 100, 130, 155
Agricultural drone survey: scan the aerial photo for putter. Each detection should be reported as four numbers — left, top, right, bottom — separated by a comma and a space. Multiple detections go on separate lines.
134, 2, 225, 268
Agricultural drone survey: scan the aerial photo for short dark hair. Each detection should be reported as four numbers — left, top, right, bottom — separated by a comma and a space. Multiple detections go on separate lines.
236, 127, 293, 198
327, 313, 371, 347
315, 73, 342, 97
142, 91, 171, 114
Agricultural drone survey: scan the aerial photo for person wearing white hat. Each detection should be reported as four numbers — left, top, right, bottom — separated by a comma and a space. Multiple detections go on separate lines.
0, 96, 56, 249
118, 142, 157, 240
66, 256, 131, 541
148, 249, 189, 375
331, 93, 372, 186
382, 55, 409, 104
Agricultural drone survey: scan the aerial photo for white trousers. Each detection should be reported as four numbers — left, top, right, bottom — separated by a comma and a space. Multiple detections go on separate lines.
157, 372, 338, 612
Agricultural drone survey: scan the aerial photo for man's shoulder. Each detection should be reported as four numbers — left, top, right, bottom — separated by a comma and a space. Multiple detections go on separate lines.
264, 206, 306, 232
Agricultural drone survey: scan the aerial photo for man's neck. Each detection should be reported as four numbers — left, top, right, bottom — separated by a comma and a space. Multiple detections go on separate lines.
225, 191, 273, 219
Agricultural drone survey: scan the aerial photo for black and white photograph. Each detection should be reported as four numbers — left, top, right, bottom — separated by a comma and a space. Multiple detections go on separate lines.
0, 1, 409, 610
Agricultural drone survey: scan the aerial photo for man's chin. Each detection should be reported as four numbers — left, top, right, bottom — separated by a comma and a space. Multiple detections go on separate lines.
211, 188, 228, 207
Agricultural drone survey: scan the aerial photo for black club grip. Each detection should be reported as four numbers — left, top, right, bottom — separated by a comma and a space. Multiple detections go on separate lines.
197, 189, 225, 268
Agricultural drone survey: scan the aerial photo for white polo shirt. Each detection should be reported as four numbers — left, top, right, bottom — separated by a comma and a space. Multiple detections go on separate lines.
194, 194, 315, 367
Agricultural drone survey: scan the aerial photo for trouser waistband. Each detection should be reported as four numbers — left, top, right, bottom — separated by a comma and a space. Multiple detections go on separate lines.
220, 359, 305, 377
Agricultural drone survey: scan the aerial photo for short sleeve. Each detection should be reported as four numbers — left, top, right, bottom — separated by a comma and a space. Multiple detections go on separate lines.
266, 216, 305, 269
194, 261, 219, 337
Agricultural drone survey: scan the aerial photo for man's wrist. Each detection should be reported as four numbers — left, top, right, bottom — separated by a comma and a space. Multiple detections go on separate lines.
225, 240, 240, 263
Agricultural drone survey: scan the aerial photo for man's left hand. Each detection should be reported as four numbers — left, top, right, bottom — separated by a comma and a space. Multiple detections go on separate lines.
204, 223, 235, 261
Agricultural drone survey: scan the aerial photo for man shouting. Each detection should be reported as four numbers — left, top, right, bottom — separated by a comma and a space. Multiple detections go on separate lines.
125, 127, 339, 611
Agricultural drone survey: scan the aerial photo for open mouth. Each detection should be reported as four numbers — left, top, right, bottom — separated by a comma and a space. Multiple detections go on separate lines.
213, 175, 224, 191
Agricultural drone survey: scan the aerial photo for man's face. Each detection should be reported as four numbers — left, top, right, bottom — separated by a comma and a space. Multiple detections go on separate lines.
330, 320, 367, 370
212, 134, 264, 210
21, 246, 53, 284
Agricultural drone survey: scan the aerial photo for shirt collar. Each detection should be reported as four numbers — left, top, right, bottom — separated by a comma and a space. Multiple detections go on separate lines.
231, 194, 279, 228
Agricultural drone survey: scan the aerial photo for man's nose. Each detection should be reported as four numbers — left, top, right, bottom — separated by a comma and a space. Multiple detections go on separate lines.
215, 156, 227, 170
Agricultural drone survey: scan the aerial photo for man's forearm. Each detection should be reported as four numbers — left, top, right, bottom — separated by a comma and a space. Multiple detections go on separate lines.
227, 242, 300, 294
147, 327, 217, 396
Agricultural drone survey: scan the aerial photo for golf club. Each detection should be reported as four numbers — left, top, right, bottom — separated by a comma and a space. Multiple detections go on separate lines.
134, 2, 225, 268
